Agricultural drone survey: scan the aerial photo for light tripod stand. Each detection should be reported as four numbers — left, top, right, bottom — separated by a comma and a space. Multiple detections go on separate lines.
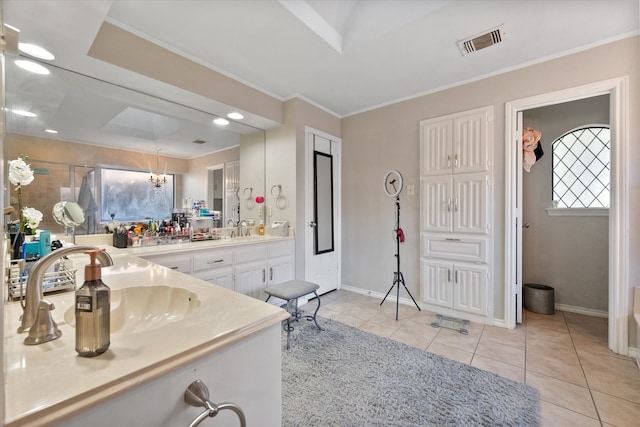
380, 192, 421, 320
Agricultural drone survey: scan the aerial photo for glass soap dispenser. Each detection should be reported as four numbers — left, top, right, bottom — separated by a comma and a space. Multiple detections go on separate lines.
75, 249, 110, 357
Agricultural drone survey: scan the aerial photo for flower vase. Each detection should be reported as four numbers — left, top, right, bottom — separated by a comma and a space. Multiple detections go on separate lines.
9, 230, 24, 260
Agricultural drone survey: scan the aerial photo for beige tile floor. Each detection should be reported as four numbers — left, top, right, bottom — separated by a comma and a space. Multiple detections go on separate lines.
309, 289, 640, 427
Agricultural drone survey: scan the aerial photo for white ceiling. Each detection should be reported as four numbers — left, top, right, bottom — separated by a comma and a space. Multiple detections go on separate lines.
2, 0, 639, 157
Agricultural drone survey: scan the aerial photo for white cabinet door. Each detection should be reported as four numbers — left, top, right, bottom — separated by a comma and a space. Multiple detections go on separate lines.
420, 109, 489, 177
268, 255, 294, 285
452, 111, 489, 174
421, 174, 487, 234
421, 259, 488, 316
234, 260, 267, 300
421, 176, 452, 232
421, 259, 453, 308
453, 264, 488, 316
420, 120, 452, 176
453, 173, 487, 234
193, 267, 234, 291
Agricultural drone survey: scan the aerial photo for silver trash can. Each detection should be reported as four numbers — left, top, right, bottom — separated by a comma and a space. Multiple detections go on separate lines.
524, 284, 555, 315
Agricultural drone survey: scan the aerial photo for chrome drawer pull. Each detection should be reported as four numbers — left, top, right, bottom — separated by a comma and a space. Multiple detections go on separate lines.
207, 259, 224, 264
445, 238, 461, 241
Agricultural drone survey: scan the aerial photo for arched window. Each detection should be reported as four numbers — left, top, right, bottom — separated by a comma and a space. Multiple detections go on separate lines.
552, 125, 610, 208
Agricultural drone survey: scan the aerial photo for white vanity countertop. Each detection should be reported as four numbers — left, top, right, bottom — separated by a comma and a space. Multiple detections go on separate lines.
76, 234, 294, 257
3, 251, 289, 426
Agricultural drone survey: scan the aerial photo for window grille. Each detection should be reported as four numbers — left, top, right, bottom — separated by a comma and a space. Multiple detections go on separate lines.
552, 126, 610, 208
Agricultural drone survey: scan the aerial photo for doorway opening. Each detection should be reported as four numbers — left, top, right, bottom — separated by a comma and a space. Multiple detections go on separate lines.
504, 77, 629, 355
207, 165, 224, 228
522, 97, 610, 321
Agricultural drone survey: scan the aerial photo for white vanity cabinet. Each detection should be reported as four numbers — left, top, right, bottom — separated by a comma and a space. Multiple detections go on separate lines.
419, 106, 493, 323
234, 241, 295, 300
138, 238, 295, 300
234, 245, 269, 299
192, 250, 234, 290
50, 319, 283, 427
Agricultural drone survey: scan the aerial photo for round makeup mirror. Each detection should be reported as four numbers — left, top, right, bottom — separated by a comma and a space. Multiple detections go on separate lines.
52, 201, 85, 243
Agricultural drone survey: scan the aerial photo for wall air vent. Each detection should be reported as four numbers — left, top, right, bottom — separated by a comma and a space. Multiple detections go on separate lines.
458, 25, 505, 55
192, 139, 207, 144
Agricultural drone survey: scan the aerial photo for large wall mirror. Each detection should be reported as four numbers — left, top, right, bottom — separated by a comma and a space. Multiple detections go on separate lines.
4, 53, 266, 235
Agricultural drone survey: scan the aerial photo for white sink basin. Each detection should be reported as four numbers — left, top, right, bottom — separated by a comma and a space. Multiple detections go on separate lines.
64, 285, 200, 334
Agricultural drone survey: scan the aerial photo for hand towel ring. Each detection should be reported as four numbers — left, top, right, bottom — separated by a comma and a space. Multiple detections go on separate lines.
243, 187, 253, 200
271, 184, 287, 209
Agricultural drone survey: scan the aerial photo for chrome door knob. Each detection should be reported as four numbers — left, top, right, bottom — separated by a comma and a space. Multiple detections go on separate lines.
309, 221, 317, 228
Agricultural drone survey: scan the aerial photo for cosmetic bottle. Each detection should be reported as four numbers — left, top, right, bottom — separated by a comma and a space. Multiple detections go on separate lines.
75, 249, 110, 357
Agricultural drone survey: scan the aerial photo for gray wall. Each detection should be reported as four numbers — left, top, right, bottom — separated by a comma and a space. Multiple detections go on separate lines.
341, 35, 639, 326
523, 95, 610, 313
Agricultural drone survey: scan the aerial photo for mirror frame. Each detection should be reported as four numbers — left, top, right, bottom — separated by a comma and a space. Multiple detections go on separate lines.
313, 150, 334, 254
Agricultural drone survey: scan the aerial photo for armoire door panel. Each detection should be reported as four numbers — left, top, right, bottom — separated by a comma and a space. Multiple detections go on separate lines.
453, 112, 489, 174
420, 176, 452, 232
420, 120, 453, 176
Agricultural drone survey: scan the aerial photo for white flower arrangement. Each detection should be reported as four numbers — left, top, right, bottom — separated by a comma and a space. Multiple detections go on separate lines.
8, 157, 35, 188
22, 206, 43, 232
8, 156, 36, 233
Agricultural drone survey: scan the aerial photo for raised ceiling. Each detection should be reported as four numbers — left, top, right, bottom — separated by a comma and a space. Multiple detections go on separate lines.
2, 0, 639, 157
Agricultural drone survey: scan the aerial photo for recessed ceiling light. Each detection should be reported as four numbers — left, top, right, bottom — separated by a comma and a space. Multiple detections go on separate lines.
213, 118, 229, 126
11, 109, 36, 117
18, 43, 54, 60
45, 129, 58, 134
15, 59, 49, 75
227, 112, 244, 120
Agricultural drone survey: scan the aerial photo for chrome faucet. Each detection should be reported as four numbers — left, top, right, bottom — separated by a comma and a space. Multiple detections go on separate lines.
18, 245, 114, 336
230, 220, 248, 238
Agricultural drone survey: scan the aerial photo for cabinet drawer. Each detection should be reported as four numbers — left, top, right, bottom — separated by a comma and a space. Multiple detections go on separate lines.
234, 246, 266, 264
421, 234, 487, 263
142, 254, 192, 273
266, 240, 294, 258
193, 251, 233, 272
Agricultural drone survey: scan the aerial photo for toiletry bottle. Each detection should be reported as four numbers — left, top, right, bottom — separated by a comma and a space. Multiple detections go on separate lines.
75, 249, 110, 357
258, 220, 265, 236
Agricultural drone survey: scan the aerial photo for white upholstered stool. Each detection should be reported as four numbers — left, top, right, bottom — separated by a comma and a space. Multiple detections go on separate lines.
264, 280, 323, 349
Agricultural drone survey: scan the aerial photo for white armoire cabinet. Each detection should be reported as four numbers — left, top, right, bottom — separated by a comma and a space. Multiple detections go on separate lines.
420, 106, 494, 322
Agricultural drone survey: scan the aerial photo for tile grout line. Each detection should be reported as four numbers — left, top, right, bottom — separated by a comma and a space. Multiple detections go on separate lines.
562, 311, 604, 425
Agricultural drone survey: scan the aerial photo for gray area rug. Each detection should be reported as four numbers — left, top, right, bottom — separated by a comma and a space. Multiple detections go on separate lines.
282, 316, 540, 426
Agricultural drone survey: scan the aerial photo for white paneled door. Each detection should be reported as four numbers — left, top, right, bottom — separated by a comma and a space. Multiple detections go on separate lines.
305, 128, 341, 295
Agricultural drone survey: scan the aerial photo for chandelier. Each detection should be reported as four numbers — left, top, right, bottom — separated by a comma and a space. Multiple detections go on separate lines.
149, 149, 167, 192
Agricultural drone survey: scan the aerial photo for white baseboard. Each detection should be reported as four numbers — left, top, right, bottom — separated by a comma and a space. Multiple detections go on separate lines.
492, 318, 507, 328
627, 346, 639, 368
554, 303, 608, 318
340, 284, 418, 307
